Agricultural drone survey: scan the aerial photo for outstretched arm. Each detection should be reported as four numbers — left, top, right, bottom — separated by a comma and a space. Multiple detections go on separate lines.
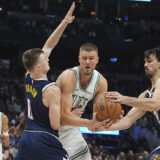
100, 91, 147, 131
42, 2, 75, 57
104, 108, 146, 131
105, 79, 160, 111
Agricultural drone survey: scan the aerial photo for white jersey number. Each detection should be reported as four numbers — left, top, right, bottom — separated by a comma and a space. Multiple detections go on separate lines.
27, 98, 33, 120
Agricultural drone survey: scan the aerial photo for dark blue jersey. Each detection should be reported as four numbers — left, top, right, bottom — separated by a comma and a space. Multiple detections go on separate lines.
24, 74, 58, 136
145, 87, 160, 125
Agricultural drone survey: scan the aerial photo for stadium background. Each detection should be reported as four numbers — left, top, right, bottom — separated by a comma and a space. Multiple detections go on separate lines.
0, 0, 160, 159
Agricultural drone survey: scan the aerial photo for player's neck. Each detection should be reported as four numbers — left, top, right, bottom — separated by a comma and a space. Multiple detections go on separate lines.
79, 73, 92, 89
150, 72, 160, 87
30, 72, 47, 80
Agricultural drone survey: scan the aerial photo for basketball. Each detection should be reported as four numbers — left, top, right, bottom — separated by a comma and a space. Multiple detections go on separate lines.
94, 94, 122, 122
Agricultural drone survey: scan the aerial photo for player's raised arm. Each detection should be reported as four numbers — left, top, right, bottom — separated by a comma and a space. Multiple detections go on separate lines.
99, 91, 147, 131
42, 2, 75, 57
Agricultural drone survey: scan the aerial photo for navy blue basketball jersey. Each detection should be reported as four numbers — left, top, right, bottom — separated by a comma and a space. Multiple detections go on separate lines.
145, 87, 160, 125
15, 74, 69, 160
24, 74, 58, 136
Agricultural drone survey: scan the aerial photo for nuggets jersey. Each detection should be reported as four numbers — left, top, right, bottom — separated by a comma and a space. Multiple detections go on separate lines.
145, 87, 160, 125
24, 74, 58, 136
15, 74, 69, 160
59, 66, 101, 132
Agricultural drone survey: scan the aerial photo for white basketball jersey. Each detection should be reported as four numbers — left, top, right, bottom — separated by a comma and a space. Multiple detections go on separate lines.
0, 112, 2, 159
59, 66, 101, 133
71, 66, 101, 110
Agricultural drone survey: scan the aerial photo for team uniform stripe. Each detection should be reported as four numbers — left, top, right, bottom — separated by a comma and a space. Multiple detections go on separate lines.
93, 73, 101, 98
70, 145, 88, 160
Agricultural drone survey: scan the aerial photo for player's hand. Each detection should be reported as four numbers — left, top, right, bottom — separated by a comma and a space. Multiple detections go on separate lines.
90, 113, 111, 129
104, 91, 127, 104
8, 126, 17, 135
72, 107, 84, 117
3, 150, 9, 160
88, 119, 113, 132
63, 2, 75, 24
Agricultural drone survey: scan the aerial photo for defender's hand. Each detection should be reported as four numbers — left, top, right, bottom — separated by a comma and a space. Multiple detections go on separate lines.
63, 2, 75, 24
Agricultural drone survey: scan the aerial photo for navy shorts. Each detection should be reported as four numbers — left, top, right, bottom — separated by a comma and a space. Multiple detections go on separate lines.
15, 130, 69, 160
147, 146, 160, 160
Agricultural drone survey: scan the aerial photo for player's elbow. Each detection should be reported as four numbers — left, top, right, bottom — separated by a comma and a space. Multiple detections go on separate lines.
152, 105, 159, 112
51, 123, 61, 130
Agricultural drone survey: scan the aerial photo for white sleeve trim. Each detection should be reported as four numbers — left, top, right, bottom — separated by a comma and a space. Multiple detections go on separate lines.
42, 82, 56, 93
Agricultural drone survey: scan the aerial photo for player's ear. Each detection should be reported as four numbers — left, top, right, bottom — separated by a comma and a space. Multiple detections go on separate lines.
96, 56, 99, 64
35, 64, 41, 71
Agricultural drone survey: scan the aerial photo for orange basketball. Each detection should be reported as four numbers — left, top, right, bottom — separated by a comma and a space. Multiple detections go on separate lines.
94, 94, 122, 122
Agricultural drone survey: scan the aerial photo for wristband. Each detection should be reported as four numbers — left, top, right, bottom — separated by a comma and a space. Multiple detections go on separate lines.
3, 131, 9, 137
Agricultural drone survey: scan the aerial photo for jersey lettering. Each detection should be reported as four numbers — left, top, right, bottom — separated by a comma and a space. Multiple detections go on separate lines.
72, 95, 88, 108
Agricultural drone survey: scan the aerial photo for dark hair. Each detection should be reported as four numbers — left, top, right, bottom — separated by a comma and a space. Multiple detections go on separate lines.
144, 47, 160, 61
22, 48, 44, 71
79, 42, 98, 55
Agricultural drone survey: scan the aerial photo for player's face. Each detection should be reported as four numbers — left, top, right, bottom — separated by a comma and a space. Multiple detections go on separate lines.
144, 54, 160, 78
37, 53, 50, 74
79, 50, 99, 75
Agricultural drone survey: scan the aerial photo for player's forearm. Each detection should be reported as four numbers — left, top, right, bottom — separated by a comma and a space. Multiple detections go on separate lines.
16, 114, 26, 136
61, 112, 91, 127
49, 105, 61, 130
42, 20, 69, 58
123, 96, 160, 111
4, 136, 9, 147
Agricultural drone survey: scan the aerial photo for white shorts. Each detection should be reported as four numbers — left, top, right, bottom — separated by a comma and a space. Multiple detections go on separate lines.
59, 127, 91, 160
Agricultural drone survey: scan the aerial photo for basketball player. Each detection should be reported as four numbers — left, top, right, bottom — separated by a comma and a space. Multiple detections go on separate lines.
14, 2, 76, 160
105, 47, 160, 160
0, 112, 9, 160
56, 42, 109, 160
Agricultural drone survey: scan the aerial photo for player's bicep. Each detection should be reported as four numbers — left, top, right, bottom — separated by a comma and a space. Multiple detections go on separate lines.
46, 86, 61, 130
61, 87, 74, 115
97, 75, 108, 93
47, 86, 61, 107
93, 76, 108, 110
57, 70, 76, 114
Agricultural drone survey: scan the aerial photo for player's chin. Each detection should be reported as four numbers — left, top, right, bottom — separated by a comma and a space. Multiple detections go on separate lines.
84, 71, 92, 75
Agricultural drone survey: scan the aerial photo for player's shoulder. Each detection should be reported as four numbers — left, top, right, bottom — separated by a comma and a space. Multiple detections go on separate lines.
155, 78, 160, 86
45, 84, 60, 95
95, 74, 108, 94
98, 74, 108, 86
61, 69, 75, 77
57, 69, 76, 83
138, 90, 148, 98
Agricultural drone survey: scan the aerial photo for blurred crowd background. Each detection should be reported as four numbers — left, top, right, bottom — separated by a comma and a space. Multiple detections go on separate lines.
0, 0, 160, 159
